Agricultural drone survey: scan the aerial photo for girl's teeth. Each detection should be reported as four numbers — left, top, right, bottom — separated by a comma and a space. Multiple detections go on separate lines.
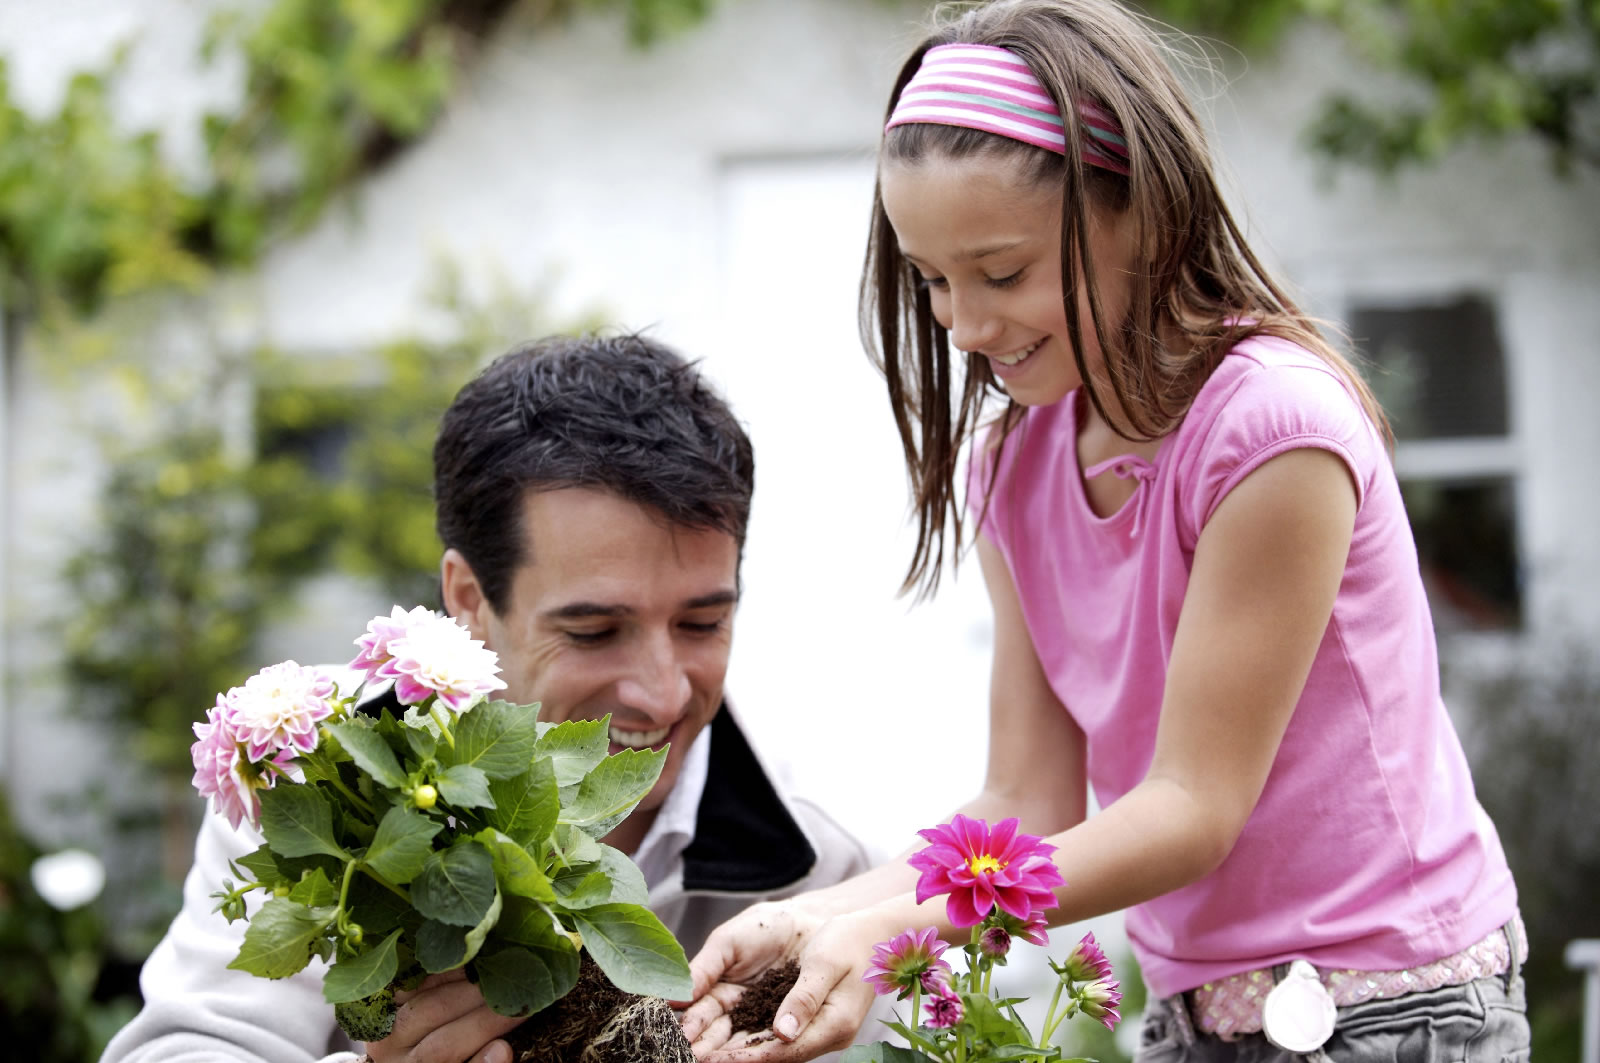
610, 724, 670, 748
993, 340, 1041, 367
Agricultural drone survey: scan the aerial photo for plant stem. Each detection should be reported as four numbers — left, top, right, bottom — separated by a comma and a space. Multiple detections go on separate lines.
357, 864, 411, 902
430, 702, 456, 749
1038, 976, 1068, 1047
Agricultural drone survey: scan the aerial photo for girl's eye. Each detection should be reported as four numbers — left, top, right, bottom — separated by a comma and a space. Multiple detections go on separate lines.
913, 272, 948, 292
987, 271, 1023, 289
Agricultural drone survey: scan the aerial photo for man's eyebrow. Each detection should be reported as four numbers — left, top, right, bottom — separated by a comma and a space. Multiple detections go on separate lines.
542, 590, 738, 621
543, 602, 631, 621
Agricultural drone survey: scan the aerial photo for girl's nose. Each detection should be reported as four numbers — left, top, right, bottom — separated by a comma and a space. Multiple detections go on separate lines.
948, 287, 1002, 354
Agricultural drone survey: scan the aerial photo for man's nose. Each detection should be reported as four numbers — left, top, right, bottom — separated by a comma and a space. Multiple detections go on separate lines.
615, 634, 691, 721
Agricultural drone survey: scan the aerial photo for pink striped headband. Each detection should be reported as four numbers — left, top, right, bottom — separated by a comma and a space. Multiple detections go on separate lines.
885, 43, 1130, 176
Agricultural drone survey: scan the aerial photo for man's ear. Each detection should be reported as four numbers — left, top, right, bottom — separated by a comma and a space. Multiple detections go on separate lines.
440, 548, 492, 642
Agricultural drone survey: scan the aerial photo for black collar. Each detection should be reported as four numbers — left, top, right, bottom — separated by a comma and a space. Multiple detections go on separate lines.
681, 705, 817, 893
355, 692, 816, 892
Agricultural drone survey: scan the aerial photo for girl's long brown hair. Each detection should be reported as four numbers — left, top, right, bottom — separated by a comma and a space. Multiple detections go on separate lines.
862, 0, 1390, 598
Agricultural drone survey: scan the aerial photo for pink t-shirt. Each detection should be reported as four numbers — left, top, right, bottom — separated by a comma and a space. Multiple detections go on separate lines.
971, 336, 1516, 999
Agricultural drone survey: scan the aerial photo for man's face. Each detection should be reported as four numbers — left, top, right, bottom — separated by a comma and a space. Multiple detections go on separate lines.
445, 487, 739, 819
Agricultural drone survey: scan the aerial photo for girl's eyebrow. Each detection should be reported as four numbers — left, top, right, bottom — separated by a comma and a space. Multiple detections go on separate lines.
902, 241, 1028, 267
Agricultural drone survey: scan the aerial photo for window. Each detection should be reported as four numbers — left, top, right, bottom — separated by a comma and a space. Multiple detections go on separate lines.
1351, 295, 1521, 630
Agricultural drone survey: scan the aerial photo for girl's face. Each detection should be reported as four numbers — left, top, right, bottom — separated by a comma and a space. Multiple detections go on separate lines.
879, 152, 1135, 408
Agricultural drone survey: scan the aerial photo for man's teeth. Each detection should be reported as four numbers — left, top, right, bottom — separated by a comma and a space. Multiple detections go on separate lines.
610, 724, 670, 748
992, 339, 1042, 367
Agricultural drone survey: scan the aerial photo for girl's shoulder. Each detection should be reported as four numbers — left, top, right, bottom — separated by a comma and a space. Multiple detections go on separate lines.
1169, 334, 1385, 531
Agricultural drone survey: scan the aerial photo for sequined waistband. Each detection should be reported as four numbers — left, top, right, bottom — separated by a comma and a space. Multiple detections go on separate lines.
1187, 916, 1527, 1041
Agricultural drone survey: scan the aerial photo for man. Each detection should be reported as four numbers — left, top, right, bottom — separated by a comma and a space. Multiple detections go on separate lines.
102, 334, 873, 1063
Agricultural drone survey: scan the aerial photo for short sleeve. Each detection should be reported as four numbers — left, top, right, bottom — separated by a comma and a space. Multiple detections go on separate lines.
1178, 351, 1380, 542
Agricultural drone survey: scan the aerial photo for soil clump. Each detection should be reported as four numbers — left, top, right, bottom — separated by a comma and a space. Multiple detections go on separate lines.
727, 960, 801, 1036
504, 952, 695, 1063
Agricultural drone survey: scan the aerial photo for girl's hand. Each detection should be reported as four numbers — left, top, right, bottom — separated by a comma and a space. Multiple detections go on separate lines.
683, 905, 886, 1062
364, 969, 523, 1063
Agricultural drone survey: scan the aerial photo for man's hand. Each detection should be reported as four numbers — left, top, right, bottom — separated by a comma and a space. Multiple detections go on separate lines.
681, 904, 882, 1062
363, 970, 524, 1063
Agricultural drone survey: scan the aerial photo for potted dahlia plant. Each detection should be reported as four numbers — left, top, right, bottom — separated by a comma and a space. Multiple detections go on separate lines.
192, 606, 694, 1059
843, 815, 1122, 1063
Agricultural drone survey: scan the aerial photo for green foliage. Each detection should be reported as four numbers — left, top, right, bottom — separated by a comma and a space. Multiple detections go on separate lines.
0, 0, 719, 319
0, 788, 141, 1061
217, 707, 690, 1039
1144, 0, 1600, 172
1462, 653, 1600, 1062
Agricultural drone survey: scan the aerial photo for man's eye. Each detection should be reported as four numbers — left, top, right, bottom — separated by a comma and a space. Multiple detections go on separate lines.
566, 629, 615, 645
680, 620, 723, 636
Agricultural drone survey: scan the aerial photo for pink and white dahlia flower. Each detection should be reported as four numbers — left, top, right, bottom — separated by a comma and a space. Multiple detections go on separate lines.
191, 708, 292, 830
924, 984, 965, 1029
1075, 978, 1123, 1030
382, 610, 506, 712
908, 815, 1064, 927
217, 661, 338, 762
1059, 931, 1114, 984
862, 926, 953, 1000
350, 605, 435, 683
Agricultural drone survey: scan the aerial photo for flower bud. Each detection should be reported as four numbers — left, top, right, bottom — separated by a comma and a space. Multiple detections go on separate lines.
979, 926, 1012, 959
413, 784, 438, 810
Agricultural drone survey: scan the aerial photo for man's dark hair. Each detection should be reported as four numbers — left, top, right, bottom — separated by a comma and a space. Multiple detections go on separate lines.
433, 333, 755, 614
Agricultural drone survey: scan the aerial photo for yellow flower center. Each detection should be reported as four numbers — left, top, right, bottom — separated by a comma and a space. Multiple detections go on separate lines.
968, 854, 1003, 876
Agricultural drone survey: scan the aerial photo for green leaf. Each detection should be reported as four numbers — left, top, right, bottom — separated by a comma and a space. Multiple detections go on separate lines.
445, 700, 540, 779
323, 928, 403, 1004
364, 803, 442, 884
550, 824, 601, 867
550, 867, 611, 909
560, 747, 667, 839
411, 841, 497, 926
227, 897, 337, 979
233, 844, 285, 886
840, 1044, 932, 1063
346, 871, 419, 937
484, 759, 559, 846
288, 867, 340, 907
474, 828, 557, 902
570, 903, 691, 1000
535, 717, 609, 786
416, 889, 502, 973
592, 844, 649, 906
404, 724, 437, 760
473, 944, 573, 1018
259, 784, 350, 860
327, 720, 407, 790
435, 763, 495, 809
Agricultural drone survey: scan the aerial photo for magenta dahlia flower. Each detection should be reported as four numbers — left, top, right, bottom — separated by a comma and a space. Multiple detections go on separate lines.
191, 709, 292, 830
908, 815, 1063, 927
1076, 978, 1123, 1030
1059, 931, 1114, 984
979, 926, 1012, 959
379, 610, 506, 712
924, 984, 964, 1029
217, 661, 337, 762
862, 927, 953, 999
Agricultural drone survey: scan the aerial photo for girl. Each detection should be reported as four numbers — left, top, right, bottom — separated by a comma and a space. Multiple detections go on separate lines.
681, 2, 1527, 1061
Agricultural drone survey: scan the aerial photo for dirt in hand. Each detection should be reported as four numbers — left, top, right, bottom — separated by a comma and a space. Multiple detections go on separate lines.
726, 959, 801, 1035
